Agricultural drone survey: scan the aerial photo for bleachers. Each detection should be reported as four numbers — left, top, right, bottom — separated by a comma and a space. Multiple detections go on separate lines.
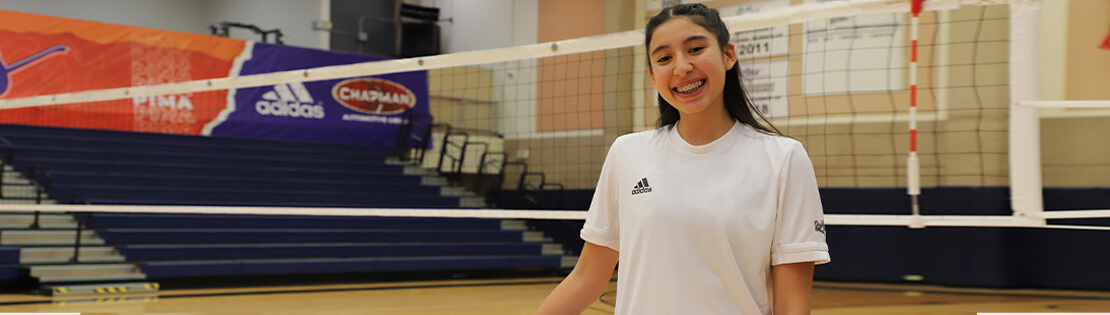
141, 256, 560, 278
0, 124, 566, 286
85, 213, 559, 279
0, 123, 456, 207
119, 243, 542, 260
0, 247, 18, 282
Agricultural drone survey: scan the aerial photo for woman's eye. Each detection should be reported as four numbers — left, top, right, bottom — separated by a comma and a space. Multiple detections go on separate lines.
656, 56, 671, 63
690, 47, 704, 53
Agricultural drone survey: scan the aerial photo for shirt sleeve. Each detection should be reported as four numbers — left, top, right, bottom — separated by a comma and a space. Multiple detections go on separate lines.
580, 138, 621, 252
771, 142, 830, 266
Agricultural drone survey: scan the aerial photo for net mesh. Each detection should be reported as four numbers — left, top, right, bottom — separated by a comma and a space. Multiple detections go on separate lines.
422, 4, 1013, 192
0, 3, 1010, 201
3, 1, 1104, 229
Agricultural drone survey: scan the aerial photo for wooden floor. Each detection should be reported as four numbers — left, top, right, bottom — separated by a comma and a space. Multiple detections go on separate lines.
0, 278, 1109, 314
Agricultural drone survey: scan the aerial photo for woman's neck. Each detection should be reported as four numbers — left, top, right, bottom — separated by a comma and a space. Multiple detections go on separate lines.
675, 106, 734, 146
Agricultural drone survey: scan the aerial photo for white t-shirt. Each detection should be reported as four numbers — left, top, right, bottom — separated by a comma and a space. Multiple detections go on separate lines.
581, 121, 830, 315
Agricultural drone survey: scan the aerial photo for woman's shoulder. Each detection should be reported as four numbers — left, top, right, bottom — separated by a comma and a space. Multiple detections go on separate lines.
738, 124, 804, 152
737, 123, 799, 145
611, 126, 670, 148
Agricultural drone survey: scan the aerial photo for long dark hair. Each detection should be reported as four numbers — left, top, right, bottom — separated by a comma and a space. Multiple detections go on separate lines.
646, 3, 780, 135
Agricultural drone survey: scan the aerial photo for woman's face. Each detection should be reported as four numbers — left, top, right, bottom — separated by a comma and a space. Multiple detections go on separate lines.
648, 18, 736, 118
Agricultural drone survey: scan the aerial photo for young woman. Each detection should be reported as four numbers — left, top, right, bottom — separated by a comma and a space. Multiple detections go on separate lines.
536, 4, 829, 315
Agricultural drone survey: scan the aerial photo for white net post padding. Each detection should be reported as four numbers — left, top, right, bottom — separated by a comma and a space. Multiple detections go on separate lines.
1008, 1, 1046, 223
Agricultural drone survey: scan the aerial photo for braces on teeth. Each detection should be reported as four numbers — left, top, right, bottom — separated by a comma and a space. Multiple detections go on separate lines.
676, 80, 703, 93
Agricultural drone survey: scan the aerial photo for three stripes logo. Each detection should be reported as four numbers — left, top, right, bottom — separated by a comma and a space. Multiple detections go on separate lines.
631, 177, 653, 195
254, 82, 326, 119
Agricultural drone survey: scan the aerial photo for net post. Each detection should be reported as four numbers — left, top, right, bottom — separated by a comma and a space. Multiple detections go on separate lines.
1009, 1, 1046, 223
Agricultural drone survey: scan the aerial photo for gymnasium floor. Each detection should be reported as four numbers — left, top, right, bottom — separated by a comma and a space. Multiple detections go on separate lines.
0, 278, 1108, 314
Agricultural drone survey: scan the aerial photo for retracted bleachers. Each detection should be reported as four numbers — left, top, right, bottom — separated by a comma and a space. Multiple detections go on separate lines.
0, 247, 19, 282
0, 123, 455, 207
0, 124, 564, 284
86, 214, 559, 279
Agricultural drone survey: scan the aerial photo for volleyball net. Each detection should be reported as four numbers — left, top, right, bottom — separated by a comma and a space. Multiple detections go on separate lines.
0, 0, 1108, 230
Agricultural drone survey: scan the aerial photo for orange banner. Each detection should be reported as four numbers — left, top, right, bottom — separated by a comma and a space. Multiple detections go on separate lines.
0, 10, 246, 134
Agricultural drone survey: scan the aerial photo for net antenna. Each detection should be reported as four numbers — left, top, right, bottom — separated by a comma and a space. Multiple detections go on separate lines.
907, 0, 925, 229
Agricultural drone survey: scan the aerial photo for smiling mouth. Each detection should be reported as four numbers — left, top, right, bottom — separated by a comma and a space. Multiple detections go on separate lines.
673, 79, 706, 95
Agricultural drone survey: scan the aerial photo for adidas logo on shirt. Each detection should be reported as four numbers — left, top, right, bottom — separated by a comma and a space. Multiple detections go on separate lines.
632, 177, 653, 195
255, 82, 326, 119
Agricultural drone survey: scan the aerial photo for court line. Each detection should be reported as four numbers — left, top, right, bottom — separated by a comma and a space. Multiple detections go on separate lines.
812, 283, 1110, 301
0, 300, 54, 306
0, 278, 571, 306
598, 289, 616, 307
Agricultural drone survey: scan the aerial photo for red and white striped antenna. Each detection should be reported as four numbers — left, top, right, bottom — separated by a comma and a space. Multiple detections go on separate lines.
907, 0, 925, 228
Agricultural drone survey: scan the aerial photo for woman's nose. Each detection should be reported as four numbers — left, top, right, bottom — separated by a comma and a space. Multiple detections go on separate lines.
672, 57, 693, 77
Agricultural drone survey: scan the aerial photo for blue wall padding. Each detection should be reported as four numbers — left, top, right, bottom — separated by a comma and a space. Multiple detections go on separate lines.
499, 187, 1110, 289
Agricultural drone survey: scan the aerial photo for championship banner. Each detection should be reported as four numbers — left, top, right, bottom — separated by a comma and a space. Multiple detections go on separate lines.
0, 10, 430, 148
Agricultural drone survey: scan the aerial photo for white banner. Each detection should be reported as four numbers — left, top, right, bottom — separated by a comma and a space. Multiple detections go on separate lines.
720, 0, 791, 59
803, 0, 906, 96
740, 59, 790, 118
646, 0, 711, 11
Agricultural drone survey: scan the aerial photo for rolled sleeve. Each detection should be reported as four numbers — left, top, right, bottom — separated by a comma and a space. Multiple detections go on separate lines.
772, 242, 830, 265
581, 224, 619, 251
580, 137, 623, 253
771, 142, 830, 266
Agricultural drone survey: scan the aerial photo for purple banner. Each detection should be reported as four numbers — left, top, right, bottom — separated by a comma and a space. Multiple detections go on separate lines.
208, 43, 431, 148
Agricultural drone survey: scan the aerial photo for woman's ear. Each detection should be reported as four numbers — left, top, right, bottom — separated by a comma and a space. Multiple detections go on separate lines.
723, 42, 737, 71
648, 66, 656, 85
